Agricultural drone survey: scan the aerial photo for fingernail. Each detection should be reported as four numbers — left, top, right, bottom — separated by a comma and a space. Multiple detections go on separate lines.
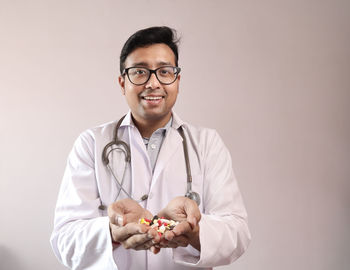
115, 215, 123, 226
150, 246, 159, 254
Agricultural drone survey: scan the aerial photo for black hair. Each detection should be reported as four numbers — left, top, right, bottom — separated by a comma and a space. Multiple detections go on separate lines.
119, 26, 179, 74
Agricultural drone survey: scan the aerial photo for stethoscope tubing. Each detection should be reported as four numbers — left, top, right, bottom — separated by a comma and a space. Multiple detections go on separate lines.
105, 146, 130, 200
101, 115, 201, 206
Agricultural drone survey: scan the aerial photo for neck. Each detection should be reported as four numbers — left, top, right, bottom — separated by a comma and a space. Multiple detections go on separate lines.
132, 113, 171, 138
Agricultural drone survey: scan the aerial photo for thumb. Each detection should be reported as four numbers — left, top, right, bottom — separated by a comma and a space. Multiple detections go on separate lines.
108, 202, 126, 226
157, 209, 166, 219
157, 205, 170, 219
114, 214, 124, 226
184, 199, 201, 229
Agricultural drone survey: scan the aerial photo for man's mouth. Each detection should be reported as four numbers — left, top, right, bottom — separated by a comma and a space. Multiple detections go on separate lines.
142, 96, 163, 100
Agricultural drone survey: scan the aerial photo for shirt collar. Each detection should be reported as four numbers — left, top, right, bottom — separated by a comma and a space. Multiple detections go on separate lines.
120, 111, 134, 128
120, 110, 180, 131
171, 111, 185, 129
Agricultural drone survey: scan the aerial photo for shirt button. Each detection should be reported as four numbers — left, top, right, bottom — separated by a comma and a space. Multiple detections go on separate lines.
150, 144, 156, 149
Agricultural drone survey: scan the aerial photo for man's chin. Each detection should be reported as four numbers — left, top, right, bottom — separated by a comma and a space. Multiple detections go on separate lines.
140, 110, 172, 122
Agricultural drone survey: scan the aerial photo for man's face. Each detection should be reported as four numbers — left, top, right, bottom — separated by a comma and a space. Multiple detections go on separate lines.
119, 43, 180, 124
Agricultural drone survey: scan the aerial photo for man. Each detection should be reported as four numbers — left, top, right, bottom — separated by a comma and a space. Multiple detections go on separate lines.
51, 26, 250, 270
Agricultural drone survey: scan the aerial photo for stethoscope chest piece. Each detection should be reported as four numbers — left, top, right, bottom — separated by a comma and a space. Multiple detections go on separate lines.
185, 191, 201, 206
98, 205, 106, 211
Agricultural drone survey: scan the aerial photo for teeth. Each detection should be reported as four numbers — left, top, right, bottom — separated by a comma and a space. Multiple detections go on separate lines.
144, 96, 162, 100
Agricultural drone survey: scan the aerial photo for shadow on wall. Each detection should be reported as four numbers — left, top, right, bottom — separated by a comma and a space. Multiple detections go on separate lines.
0, 245, 24, 270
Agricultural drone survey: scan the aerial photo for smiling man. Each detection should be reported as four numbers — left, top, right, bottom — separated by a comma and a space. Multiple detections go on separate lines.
119, 42, 180, 137
51, 26, 250, 270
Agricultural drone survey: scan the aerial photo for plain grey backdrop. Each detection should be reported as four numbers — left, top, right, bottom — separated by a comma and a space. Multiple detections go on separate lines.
1, 0, 349, 269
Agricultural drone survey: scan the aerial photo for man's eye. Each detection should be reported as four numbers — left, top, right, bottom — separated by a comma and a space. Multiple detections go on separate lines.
135, 69, 146, 75
159, 68, 172, 76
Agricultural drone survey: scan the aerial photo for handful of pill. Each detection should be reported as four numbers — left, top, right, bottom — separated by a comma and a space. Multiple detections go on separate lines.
139, 215, 179, 236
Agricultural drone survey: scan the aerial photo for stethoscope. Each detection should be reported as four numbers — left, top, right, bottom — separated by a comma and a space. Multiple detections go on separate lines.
99, 115, 201, 210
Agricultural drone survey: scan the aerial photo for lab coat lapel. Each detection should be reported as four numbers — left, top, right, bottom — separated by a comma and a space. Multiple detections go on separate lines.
151, 127, 182, 190
128, 125, 153, 199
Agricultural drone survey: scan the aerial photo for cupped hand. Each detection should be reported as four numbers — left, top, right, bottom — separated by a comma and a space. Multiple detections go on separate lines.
157, 196, 201, 251
108, 198, 160, 251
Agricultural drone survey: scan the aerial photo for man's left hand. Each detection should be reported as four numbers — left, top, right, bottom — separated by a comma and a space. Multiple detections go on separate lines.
157, 196, 201, 251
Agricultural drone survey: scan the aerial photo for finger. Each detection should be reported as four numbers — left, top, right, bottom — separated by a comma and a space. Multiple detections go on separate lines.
159, 239, 179, 248
187, 216, 197, 229
148, 228, 161, 243
134, 239, 155, 251
172, 221, 192, 236
122, 233, 153, 249
184, 199, 201, 228
108, 199, 145, 225
112, 215, 124, 226
164, 230, 175, 241
160, 232, 189, 248
108, 208, 125, 226
150, 246, 161, 254
171, 235, 189, 247
111, 223, 148, 242
144, 209, 154, 221
157, 209, 167, 219
108, 207, 125, 226
108, 199, 132, 216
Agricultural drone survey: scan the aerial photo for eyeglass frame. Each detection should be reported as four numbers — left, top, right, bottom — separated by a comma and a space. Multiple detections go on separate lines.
122, 66, 181, 86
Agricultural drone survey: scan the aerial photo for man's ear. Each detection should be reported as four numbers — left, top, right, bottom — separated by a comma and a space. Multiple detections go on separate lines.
118, 75, 126, 95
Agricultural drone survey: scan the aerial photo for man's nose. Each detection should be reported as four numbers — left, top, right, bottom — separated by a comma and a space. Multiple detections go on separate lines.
145, 72, 161, 89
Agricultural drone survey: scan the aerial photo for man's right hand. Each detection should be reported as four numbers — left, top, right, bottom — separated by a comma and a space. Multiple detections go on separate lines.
108, 198, 160, 251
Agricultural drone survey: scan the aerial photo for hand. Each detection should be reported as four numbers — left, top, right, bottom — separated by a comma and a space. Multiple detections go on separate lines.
108, 198, 160, 251
157, 196, 201, 251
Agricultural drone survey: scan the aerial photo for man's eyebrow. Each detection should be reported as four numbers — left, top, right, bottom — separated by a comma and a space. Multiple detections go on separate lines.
157, 61, 173, 66
130, 61, 174, 67
131, 62, 148, 67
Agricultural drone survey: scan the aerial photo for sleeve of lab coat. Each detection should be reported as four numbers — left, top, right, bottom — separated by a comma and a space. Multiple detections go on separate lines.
50, 131, 117, 270
173, 129, 251, 267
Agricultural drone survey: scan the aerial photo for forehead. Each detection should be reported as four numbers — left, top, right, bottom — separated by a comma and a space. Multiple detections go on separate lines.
124, 43, 176, 67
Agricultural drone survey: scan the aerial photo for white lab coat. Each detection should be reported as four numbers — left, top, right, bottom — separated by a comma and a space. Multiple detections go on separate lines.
50, 112, 251, 270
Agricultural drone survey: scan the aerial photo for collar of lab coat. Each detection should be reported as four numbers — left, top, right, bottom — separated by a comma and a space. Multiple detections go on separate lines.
119, 111, 185, 130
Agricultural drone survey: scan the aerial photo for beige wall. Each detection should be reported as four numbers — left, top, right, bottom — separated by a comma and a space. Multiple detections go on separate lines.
1, 0, 349, 269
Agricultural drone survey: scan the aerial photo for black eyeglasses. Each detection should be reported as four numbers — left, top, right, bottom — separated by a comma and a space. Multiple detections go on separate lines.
123, 66, 181, 85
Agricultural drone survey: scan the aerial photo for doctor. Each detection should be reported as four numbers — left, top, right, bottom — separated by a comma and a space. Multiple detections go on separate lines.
50, 26, 251, 270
